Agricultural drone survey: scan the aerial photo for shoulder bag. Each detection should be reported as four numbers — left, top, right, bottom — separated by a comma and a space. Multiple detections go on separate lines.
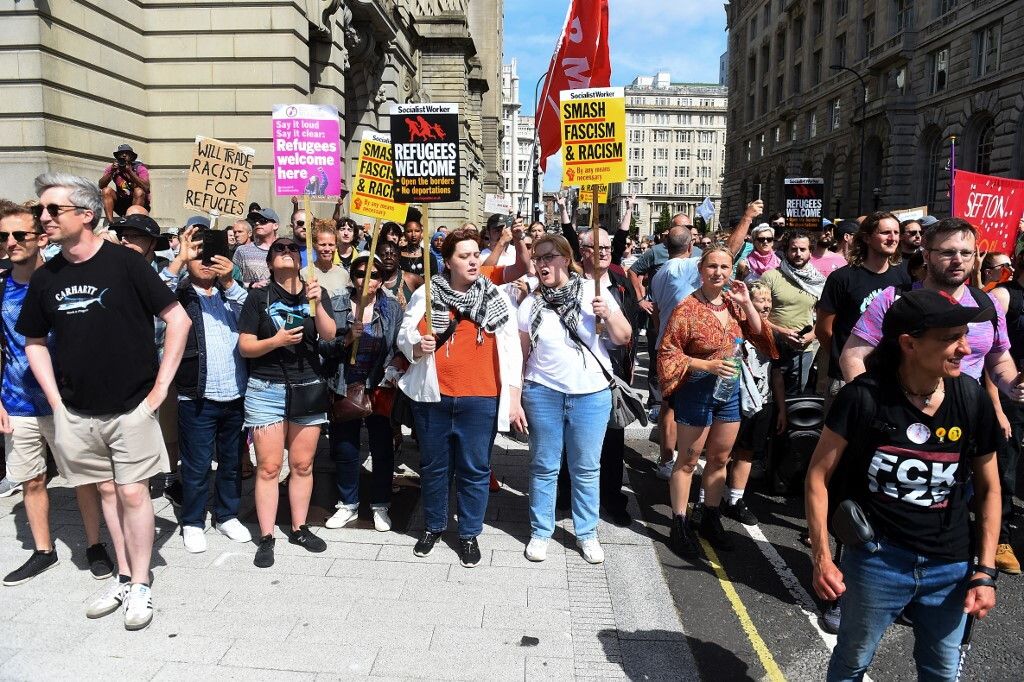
265, 285, 329, 420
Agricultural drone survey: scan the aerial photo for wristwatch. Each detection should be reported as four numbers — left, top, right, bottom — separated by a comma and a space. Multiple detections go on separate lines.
967, 564, 998, 591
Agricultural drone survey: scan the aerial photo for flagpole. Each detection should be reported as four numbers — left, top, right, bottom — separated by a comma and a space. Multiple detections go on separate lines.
949, 135, 958, 210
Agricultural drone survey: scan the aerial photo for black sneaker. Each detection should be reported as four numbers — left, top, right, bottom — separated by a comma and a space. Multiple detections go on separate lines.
669, 515, 700, 560
821, 600, 842, 634
86, 543, 114, 580
163, 478, 183, 508
459, 537, 481, 568
699, 506, 735, 551
3, 550, 59, 586
288, 525, 327, 553
722, 499, 757, 526
690, 503, 705, 527
253, 535, 275, 569
413, 531, 441, 557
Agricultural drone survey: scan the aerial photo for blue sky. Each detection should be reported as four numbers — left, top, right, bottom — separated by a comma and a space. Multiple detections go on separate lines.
504, 0, 729, 190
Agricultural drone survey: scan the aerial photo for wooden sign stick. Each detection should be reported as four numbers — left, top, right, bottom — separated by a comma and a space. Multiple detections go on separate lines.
590, 187, 604, 334
303, 194, 317, 315
350, 219, 381, 363
422, 205, 433, 330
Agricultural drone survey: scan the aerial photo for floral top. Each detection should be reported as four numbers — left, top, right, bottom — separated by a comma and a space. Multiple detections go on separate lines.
657, 294, 777, 398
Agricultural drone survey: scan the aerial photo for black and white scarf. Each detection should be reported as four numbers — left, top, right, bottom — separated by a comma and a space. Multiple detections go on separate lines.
430, 274, 509, 344
529, 273, 584, 350
778, 259, 826, 299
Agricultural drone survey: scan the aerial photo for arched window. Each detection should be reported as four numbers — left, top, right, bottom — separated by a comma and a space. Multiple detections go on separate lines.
976, 119, 995, 175
920, 129, 943, 207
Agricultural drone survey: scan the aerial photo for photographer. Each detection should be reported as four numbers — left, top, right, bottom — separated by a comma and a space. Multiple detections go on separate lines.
98, 144, 151, 225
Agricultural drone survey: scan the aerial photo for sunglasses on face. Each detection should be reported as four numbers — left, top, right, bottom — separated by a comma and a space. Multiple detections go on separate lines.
0, 231, 41, 243
755, 237, 774, 243
251, 217, 271, 226
352, 270, 383, 280
271, 242, 301, 254
31, 203, 87, 220
985, 262, 1013, 271
294, 220, 305, 228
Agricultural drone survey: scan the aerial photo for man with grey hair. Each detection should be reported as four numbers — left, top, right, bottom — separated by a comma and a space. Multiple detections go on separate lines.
17, 173, 191, 630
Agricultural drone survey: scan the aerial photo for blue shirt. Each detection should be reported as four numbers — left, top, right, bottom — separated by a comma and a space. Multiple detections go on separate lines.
180, 283, 248, 402
649, 256, 701, 345
1, 277, 52, 417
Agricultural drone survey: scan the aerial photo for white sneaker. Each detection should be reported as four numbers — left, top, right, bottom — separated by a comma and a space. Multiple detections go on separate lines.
86, 579, 128, 619
181, 526, 207, 553
0, 476, 22, 497
578, 538, 605, 564
216, 518, 252, 543
325, 504, 359, 529
123, 583, 153, 631
655, 456, 676, 480
373, 508, 392, 532
525, 537, 548, 562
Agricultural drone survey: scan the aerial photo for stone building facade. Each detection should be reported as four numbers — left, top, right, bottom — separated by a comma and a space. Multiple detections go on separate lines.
0, 0, 503, 228
607, 74, 728, 237
500, 59, 541, 217
722, 0, 1024, 221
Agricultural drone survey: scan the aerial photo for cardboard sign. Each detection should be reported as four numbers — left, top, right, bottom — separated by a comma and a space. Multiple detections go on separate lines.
484, 193, 513, 215
560, 87, 626, 186
351, 131, 407, 223
184, 136, 254, 217
953, 170, 1024, 254
892, 206, 929, 222
272, 104, 343, 197
784, 177, 825, 231
389, 103, 460, 203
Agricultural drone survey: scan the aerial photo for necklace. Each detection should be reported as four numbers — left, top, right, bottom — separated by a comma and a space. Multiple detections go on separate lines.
697, 290, 728, 312
900, 377, 944, 406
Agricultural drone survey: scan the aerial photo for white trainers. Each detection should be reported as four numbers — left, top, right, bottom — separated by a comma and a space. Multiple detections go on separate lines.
123, 583, 153, 631
86, 579, 129, 619
325, 504, 359, 529
181, 526, 207, 553
373, 508, 392, 532
525, 538, 548, 562
578, 538, 605, 564
655, 456, 676, 480
216, 518, 252, 543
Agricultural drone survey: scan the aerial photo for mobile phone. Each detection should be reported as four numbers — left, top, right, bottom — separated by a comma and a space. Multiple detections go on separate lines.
798, 324, 813, 336
200, 229, 229, 265
756, 184, 762, 201
503, 214, 514, 228
284, 312, 305, 330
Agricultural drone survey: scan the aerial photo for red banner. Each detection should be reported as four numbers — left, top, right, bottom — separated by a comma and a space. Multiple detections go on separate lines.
953, 170, 1024, 254
535, 0, 611, 172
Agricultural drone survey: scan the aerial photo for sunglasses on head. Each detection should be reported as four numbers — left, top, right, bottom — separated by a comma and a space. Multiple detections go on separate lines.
0, 231, 41, 243
270, 242, 300, 254
352, 269, 383, 280
31, 203, 88, 220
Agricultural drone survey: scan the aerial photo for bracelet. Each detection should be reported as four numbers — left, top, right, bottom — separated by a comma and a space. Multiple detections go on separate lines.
971, 565, 999, 581
966, 576, 997, 591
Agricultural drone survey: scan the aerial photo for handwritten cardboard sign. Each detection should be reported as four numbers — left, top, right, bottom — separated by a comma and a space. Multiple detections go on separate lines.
184, 136, 254, 217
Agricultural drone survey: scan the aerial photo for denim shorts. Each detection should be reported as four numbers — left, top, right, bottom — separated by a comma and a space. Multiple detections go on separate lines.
243, 377, 328, 428
673, 371, 740, 427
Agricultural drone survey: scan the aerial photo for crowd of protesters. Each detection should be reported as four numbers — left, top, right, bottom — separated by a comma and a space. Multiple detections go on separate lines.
0, 154, 1018, 678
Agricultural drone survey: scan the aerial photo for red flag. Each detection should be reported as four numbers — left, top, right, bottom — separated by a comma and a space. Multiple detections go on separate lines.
952, 170, 1024, 254
535, 0, 611, 172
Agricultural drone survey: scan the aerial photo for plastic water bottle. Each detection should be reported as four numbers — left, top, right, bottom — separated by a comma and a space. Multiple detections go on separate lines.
712, 337, 743, 403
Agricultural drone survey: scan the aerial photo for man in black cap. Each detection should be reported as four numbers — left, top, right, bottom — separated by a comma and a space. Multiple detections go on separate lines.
806, 288, 1001, 680
113, 214, 169, 267
232, 207, 280, 287
99, 144, 151, 225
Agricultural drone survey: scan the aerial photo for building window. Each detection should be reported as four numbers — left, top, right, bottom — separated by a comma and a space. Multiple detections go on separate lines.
745, 140, 752, 162
794, 15, 804, 48
808, 112, 818, 138
939, 0, 958, 14
758, 133, 766, 158
764, 3, 772, 24
812, 1, 823, 35
830, 97, 841, 130
836, 0, 848, 17
789, 119, 797, 142
924, 134, 943, 206
973, 23, 1001, 77
833, 33, 846, 68
930, 47, 949, 93
773, 126, 781, 144
777, 32, 786, 62
813, 50, 822, 86
894, 0, 912, 33
792, 63, 802, 95
776, 74, 784, 104
976, 120, 995, 175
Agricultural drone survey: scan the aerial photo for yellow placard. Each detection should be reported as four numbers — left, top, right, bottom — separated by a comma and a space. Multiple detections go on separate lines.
560, 87, 626, 187
351, 130, 407, 223
578, 184, 608, 205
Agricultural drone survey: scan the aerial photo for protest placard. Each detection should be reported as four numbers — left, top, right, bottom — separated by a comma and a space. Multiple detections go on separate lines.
784, 178, 825, 231
389, 103, 460, 203
577, 184, 608, 205
184, 136, 254, 217
484, 194, 513, 215
351, 131, 407, 223
953, 170, 1024, 254
892, 206, 929, 222
560, 87, 626, 187
272, 104, 343, 198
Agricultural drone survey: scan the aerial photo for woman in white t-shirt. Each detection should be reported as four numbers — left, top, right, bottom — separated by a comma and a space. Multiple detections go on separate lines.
517, 235, 632, 565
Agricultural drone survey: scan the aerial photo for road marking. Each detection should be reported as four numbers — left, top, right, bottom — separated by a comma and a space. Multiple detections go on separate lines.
700, 538, 787, 682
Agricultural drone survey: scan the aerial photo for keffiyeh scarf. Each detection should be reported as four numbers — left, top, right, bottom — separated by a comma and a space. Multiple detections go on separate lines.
778, 258, 826, 298
529, 273, 584, 350
430, 273, 509, 344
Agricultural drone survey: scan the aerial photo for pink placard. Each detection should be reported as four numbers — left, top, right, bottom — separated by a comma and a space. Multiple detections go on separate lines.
272, 104, 342, 197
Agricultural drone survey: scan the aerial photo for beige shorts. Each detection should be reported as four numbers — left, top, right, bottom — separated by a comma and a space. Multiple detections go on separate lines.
53, 401, 170, 486
4, 415, 57, 484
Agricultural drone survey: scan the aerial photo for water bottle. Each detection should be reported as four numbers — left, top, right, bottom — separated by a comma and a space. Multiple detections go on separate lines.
712, 337, 743, 403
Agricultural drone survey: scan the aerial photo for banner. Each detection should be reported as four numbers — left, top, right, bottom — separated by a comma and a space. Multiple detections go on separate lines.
351, 131, 406, 223
484, 193, 513, 215
184, 136, 254, 217
892, 206, 929, 222
272, 104, 342, 197
535, 0, 611, 172
389, 103, 460, 203
560, 87, 626, 187
784, 177, 825, 231
953, 170, 1024, 254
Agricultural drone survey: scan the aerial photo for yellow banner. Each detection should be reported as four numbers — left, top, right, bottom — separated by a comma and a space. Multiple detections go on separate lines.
560, 87, 626, 187
351, 131, 407, 223
578, 184, 608, 205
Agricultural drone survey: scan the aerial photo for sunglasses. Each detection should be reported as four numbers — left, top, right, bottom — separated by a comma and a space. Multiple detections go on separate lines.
294, 220, 305, 228
270, 242, 301, 254
985, 263, 1013, 271
0, 231, 41, 243
352, 270, 383, 280
251, 217, 271, 226
31, 203, 88, 220
755, 237, 774, 243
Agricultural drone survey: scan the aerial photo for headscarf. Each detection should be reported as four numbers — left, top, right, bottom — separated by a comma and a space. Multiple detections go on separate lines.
430, 272, 509, 344
430, 229, 447, 269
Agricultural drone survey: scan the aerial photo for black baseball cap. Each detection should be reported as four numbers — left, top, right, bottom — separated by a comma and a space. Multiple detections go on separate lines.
835, 220, 859, 237
486, 214, 504, 230
114, 214, 169, 250
882, 289, 995, 338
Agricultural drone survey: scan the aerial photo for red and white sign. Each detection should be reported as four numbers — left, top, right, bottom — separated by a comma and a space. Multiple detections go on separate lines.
953, 170, 1024, 254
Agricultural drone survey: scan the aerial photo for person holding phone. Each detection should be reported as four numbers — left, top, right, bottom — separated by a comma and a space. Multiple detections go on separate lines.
98, 144, 151, 224
658, 247, 776, 558
237, 237, 336, 569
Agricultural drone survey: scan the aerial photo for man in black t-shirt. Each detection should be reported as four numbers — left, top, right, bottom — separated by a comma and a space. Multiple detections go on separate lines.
806, 289, 1001, 680
17, 174, 191, 631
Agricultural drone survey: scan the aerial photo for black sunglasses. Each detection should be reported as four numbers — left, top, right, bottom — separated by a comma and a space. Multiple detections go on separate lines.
0, 231, 41, 243
251, 216, 271, 226
294, 220, 305, 228
270, 242, 300, 254
352, 270, 383, 280
755, 236, 774, 243
31, 203, 88, 220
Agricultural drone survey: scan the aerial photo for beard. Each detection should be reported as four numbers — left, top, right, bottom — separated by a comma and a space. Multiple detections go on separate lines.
930, 266, 969, 288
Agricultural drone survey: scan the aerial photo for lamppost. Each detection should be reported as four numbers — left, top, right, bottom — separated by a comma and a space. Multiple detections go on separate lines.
529, 73, 548, 224
834, 195, 842, 218
829, 65, 868, 216
872, 187, 882, 211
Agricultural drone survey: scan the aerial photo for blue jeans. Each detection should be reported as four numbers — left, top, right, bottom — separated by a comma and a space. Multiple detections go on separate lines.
329, 414, 393, 509
177, 398, 245, 528
410, 396, 498, 539
827, 540, 969, 682
523, 382, 611, 542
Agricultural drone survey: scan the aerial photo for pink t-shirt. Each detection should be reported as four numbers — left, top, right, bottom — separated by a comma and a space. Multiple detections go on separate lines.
103, 162, 151, 204
851, 285, 1010, 381
811, 251, 847, 276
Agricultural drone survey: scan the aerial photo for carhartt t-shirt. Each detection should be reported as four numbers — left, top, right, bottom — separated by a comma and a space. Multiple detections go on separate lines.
16, 241, 176, 415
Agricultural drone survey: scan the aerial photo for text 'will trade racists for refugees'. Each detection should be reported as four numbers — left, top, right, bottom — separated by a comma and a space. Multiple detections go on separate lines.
560, 87, 626, 187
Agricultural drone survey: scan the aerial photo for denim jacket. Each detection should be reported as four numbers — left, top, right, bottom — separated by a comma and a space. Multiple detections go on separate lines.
327, 288, 402, 392
174, 280, 248, 400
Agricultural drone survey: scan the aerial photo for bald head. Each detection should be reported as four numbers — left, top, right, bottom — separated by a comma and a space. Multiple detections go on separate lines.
665, 226, 692, 257
671, 213, 692, 228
